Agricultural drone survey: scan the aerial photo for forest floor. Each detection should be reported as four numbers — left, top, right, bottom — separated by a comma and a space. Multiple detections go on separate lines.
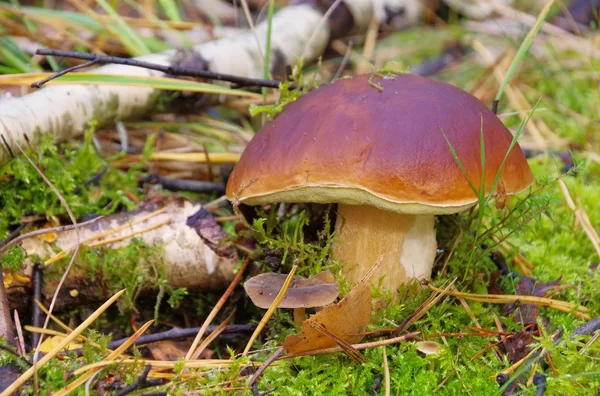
0, 1, 599, 395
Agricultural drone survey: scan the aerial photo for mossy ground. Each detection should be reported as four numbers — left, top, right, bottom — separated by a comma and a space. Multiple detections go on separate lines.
0, 3, 599, 395
245, 22, 600, 396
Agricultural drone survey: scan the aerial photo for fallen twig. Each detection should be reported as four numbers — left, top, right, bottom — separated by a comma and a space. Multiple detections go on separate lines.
248, 347, 284, 389
113, 365, 166, 396
141, 174, 225, 194
411, 42, 469, 77
30, 264, 43, 350
34, 49, 285, 89
369, 373, 383, 396
0, 215, 104, 255
66, 324, 255, 357
280, 332, 420, 359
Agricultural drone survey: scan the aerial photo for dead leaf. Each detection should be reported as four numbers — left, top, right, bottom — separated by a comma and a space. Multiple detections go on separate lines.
282, 279, 372, 354
147, 340, 213, 361
308, 321, 367, 363
502, 329, 535, 363
186, 207, 234, 257
506, 276, 562, 326
38, 336, 81, 353
494, 180, 507, 210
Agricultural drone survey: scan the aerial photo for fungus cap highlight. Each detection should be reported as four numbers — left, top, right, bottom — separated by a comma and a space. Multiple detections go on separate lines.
227, 73, 533, 214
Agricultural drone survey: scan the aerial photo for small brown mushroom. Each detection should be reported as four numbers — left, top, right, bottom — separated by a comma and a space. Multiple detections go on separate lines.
244, 271, 339, 324
415, 341, 441, 356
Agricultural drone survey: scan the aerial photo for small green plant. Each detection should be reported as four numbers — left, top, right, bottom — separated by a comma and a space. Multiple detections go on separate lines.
249, 62, 319, 120
250, 206, 335, 277
367, 61, 409, 91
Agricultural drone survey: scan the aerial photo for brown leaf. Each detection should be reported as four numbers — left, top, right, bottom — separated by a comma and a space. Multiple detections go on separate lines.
506, 276, 561, 326
494, 180, 507, 210
308, 321, 367, 363
282, 279, 372, 355
502, 329, 535, 363
147, 340, 212, 361
186, 207, 234, 257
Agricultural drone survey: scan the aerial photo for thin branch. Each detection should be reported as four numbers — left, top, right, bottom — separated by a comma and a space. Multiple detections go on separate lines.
332, 40, 353, 82
140, 174, 225, 194
113, 365, 166, 396
34, 49, 287, 89
572, 315, 600, 337
30, 59, 99, 88
248, 346, 284, 388
0, 133, 14, 159
0, 223, 27, 248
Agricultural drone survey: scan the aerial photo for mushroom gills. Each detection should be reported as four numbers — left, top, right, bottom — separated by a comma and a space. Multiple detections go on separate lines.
332, 204, 437, 292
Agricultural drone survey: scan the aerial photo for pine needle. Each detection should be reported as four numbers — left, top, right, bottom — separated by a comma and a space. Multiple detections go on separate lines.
242, 265, 298, 356
54, 320, 154, 395
427, 285, 590, 320
1, 289, 126, 396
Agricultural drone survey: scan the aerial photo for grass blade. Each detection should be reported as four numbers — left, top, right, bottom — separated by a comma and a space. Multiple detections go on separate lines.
0, 73, 261, 97
159, 0, 182, 22
440, 128, 479, 196
478, 120, 487, 221
94, 0, 151, 56
484, 99, 541, 208
262, 0, 276, 100
495, 0, 555, 103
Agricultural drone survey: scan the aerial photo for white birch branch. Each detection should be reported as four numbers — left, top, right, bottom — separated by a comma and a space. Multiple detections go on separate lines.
0, 0, 423, 166
8, 199, 238, 309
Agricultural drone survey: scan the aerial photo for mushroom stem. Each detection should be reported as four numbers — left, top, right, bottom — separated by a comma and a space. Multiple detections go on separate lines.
332, 204, 437, 294
293, 308, 306, 325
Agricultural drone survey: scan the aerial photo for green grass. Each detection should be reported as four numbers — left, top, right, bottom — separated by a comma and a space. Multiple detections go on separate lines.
0, 2, 598, 395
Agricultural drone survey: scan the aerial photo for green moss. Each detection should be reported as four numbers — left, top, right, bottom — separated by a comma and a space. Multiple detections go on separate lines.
0, 127, 143, 240
249, 208, 335, 278
47, 239, 183, 318
249, 63, 319, 120
0, 246, 25, 272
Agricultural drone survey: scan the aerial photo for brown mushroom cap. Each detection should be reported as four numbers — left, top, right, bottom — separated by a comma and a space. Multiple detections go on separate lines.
226, 73, 533, 215
244, 271, 338, 309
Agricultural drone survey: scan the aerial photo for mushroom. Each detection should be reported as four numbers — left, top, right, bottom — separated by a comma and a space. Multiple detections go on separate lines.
415, 341, 442, 356
227, 73, 533, 295
244, 271, 339, 324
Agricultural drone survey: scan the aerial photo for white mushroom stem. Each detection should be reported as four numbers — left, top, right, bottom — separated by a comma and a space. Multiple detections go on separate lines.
332, 204, 437, 294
